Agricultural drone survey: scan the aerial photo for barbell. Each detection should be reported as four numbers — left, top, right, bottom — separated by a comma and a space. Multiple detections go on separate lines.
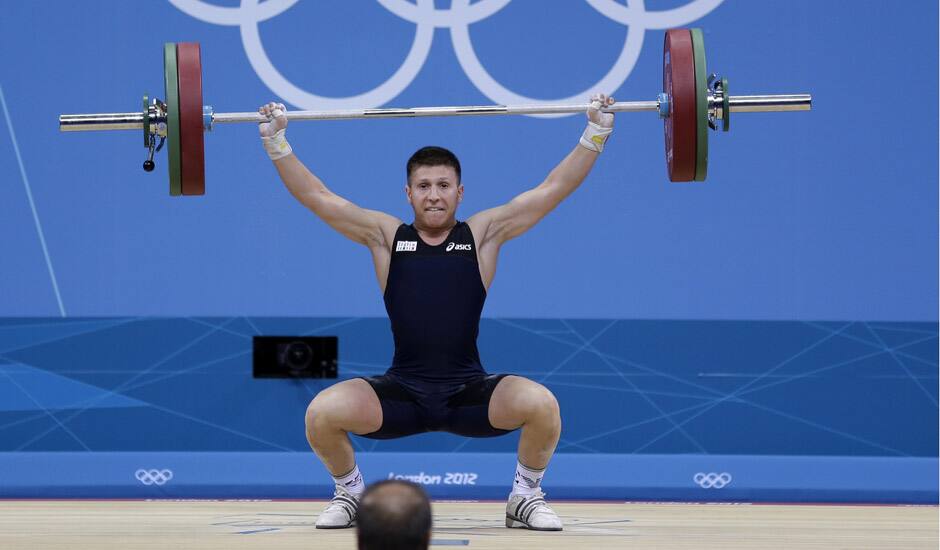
59, 29, 811, 196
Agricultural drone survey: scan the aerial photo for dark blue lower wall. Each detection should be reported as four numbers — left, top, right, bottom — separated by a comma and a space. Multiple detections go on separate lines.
0, 318, 935, 502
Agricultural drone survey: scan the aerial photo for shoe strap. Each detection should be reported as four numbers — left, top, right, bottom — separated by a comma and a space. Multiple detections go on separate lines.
515, 495, 549, 524
329, 493, 359, 521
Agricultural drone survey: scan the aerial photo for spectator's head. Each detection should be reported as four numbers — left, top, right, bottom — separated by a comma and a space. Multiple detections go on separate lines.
356, 480, 432, 550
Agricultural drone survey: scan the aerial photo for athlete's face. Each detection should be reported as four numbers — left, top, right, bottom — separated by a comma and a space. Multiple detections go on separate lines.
406, 165, 463, 229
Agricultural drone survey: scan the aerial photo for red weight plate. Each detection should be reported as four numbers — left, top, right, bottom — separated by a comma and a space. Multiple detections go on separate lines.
663, 29, 696, 182
176, 42, 206, 195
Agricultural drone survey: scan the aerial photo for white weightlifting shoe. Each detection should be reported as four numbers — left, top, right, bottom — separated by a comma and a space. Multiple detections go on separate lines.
315, 486, 359, 529
505, 489, 563, 531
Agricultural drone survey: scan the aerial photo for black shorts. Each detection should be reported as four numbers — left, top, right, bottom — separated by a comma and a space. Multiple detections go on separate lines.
358, 374, 515, 440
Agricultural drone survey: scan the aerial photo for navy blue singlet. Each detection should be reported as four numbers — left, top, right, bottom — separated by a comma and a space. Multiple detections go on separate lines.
383, 222, 486, 398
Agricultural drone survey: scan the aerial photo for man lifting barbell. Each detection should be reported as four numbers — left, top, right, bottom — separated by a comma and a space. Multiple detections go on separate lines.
257, 93, 616, 531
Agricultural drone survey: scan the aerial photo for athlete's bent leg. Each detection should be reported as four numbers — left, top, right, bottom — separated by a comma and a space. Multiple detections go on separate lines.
488, 375, 561, 469
489, 375, 564, 531
305, 378, 383, 475
305, 378, 383, 529
489, 376, 562, 531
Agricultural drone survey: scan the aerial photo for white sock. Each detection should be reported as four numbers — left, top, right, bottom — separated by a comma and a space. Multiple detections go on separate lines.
511, 461, 546, 497
332, 465, 365, 497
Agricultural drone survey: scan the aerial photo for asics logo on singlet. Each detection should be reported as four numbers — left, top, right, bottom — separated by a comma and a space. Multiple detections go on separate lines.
396, 240, 417, 252
446, 242, 472, 252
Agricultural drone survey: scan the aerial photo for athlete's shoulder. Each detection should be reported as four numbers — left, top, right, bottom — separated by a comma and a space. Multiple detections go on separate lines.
393, 222, 415, 238
454, 221, 476, 242
465, 207, 503, 247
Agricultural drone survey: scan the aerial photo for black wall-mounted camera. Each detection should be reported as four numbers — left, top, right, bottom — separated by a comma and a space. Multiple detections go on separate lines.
252, 336, 338, 378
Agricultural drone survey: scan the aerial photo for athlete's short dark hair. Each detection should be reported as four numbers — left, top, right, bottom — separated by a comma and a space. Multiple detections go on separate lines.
356, 480, 432, 550
406, 146, 461, 185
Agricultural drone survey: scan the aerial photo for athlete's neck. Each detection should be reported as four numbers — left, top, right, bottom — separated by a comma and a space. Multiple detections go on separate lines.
413, 220, 457, 246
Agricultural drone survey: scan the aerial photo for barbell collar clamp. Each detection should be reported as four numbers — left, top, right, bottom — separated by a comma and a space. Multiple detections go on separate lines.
203, 105, 213, 132
657, 92, 670, 118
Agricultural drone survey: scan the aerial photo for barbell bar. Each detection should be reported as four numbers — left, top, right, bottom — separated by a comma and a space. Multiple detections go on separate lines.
58, 29, 812, 195
59, 95, 809, 128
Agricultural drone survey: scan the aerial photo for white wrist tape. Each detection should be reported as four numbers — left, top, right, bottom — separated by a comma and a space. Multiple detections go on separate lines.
578, 122, 613, 153
261, 128, 293, 161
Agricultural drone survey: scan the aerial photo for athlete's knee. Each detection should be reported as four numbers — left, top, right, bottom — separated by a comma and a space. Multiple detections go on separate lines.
540, 389, 561, 427
521, 384, 561, 425
306, 381, 382, 439
305, 391, 342, 437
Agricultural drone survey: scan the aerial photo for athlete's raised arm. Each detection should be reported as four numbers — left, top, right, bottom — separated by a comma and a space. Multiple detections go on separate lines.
258, 102, 401, 250
468, 94, 615, 248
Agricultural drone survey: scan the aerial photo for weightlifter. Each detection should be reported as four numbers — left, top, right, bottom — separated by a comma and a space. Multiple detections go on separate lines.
258, 94, 616, 531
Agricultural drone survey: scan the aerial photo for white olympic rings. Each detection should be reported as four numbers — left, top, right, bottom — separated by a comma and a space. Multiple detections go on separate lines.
135, 468, 174, 486
693, 471, 732, 489
168, 0, 724, 114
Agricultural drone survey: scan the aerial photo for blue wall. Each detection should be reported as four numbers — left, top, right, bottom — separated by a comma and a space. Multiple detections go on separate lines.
0, 1, 937, 502
0, 0, 936, 319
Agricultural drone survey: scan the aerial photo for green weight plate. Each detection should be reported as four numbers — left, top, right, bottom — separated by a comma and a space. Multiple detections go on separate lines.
722, 76, 730, 132
142, 94, 149, 148
690, 28, 708, 182
164, 43, 182, 196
